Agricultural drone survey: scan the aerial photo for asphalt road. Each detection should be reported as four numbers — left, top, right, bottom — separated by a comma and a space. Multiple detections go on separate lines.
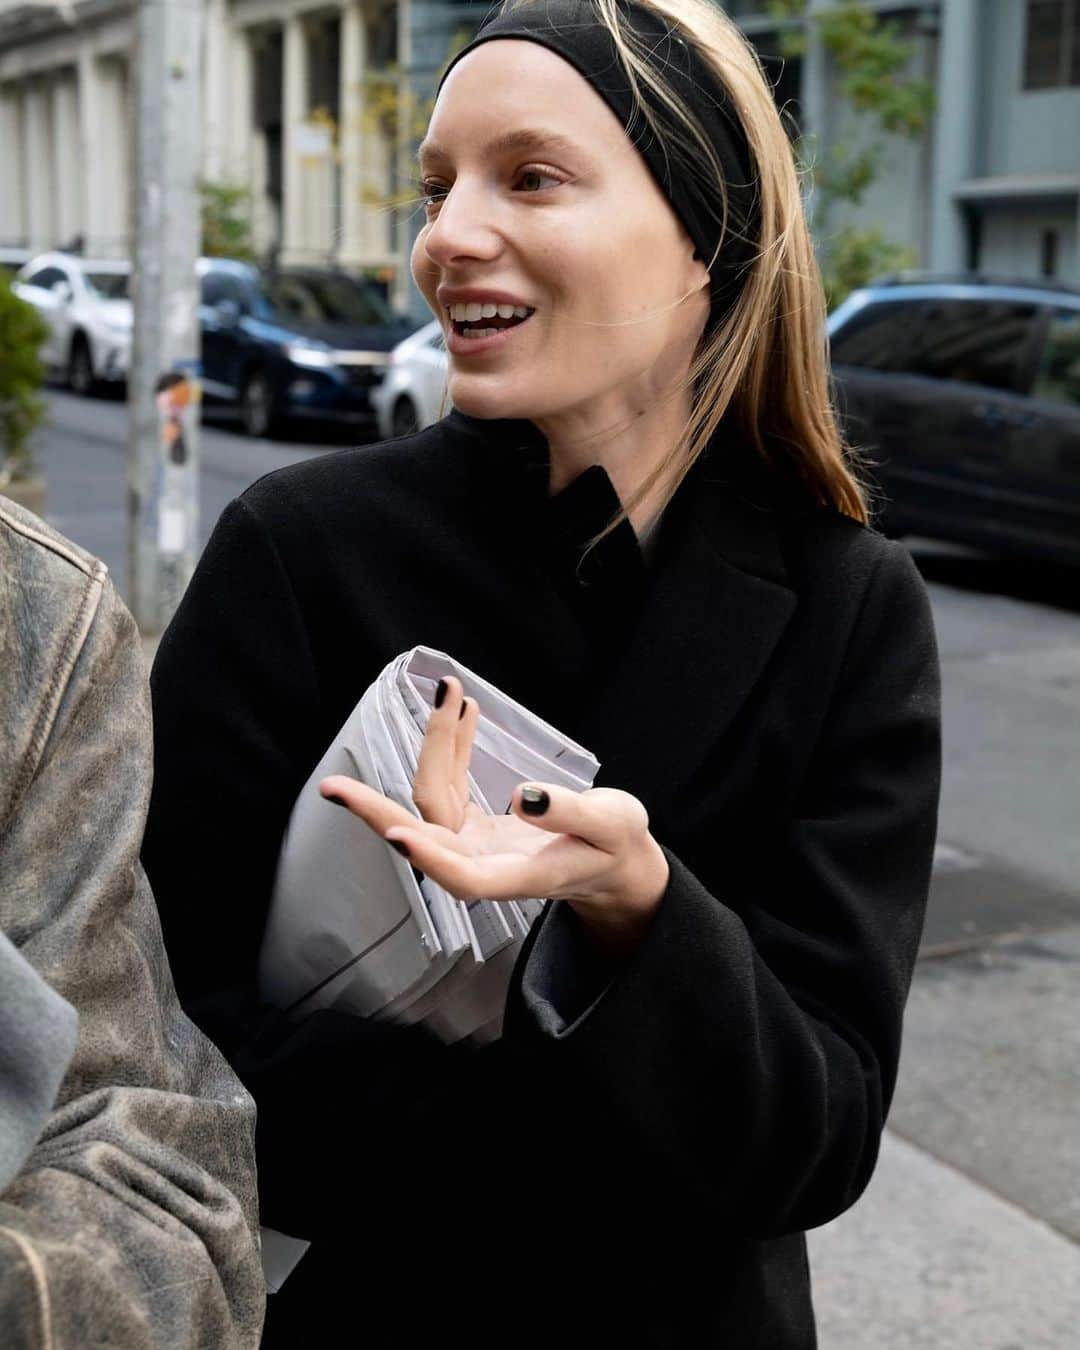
24, 387, 1080, 1345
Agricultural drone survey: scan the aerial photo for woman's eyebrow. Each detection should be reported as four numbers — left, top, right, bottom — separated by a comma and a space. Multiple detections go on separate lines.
417, 128, 584, 166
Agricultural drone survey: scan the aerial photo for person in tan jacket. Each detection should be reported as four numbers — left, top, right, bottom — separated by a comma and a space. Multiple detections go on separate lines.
0, 494, 264, 1348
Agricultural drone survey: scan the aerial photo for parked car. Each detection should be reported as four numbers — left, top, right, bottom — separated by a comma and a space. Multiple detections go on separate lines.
197, 258, 415, 438
371, 319, 449, 439
828, 273, 1080, 565
12, 252, 132, 394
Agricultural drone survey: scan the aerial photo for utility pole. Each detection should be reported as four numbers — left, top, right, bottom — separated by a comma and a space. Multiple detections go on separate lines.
128, 0, 205, 634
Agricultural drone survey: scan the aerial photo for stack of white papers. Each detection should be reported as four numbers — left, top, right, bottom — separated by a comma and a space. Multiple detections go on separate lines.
257, 646, 601, 1044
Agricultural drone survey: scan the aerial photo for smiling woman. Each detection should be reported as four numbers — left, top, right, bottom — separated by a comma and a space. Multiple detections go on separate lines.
142, 2, 941, 1346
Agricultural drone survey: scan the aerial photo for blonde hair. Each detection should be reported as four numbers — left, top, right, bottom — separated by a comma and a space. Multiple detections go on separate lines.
493, 0, 870, 542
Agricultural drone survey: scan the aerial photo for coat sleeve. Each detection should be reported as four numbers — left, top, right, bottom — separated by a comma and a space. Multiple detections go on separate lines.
506, 538, 942, 1237
141, 494, 519, 1244
0, 573, 264, 1349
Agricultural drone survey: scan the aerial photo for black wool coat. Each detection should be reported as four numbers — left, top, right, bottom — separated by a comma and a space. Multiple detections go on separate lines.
142, 410, 941, 1349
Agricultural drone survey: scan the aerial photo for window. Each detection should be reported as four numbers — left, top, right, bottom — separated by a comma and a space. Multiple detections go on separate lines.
1023, 0, 1080, 89
1032, 308, 1080, 407
82, 270, 130, 300
907, 300, 1040, 393
200, 271, 253, 311
829, 299, 926, 371
23, 266, 67, 290
259, 272, 394, 326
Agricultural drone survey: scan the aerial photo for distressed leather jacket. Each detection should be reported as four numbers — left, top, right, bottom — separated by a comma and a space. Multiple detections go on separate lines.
0, 496, 264, 1348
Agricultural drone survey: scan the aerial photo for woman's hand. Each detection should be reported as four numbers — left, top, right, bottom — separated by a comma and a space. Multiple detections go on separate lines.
319, 676, 669, 958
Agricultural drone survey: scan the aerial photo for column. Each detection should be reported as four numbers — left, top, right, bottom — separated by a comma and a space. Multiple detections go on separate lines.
24, 77, 53, 251
227, 25, 254, 192
202, 0, 230, 182
282, 12, 308, 262
51, 72, 81, 248
340, 0, 365, 266
928, 0, 979, 272
78, 46, 105, 254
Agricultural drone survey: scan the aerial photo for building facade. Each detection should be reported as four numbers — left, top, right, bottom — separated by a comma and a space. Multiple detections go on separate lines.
1, 0, 1077, 320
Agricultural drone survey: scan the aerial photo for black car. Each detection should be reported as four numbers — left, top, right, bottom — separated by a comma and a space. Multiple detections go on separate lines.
197, 259, 414, 438
828, 273, 1080, 565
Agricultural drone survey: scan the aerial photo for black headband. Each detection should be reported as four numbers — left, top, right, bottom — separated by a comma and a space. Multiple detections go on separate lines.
436, 0, 759, 326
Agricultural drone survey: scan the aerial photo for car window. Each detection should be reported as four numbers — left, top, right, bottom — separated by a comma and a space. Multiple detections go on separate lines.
1032, 309, 1080, 409
82, 270, 130, 300
260, 272, 394, 326
23, 266, 67, 290
829, 299, 926, 371
906, 299, 1039, 393
200, 271, 252, 310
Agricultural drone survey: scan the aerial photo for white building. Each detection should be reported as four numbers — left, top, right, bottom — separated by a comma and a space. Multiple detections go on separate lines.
1, 0, 1078, 320
0, 0, 429, 306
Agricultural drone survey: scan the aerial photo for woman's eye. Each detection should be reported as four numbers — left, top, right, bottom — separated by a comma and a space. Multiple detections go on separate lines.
418, 179, 448, 209
515, 168, 562, 193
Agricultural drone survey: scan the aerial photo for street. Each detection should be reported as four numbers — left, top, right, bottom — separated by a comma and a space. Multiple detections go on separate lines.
32, 388, 1080, 1346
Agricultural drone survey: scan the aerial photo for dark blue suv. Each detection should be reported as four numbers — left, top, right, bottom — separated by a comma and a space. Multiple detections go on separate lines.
197, 258, 414, 439
828, 273, 1080, 565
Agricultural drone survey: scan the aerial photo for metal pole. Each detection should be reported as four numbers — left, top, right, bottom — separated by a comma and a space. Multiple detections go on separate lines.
128, 0, 204, 635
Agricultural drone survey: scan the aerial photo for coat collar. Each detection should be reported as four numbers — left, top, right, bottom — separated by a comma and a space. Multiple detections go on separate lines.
451, 410, 799, 828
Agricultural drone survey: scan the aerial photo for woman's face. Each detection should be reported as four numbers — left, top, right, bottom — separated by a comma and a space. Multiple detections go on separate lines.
411, 39, 710, 425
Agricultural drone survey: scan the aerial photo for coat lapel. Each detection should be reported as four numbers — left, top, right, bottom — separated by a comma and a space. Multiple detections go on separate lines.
579, 451, 798, 826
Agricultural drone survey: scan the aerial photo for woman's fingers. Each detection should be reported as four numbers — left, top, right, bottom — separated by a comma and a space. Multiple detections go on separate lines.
453, 694, 479, 803
412, 676, 469, 828
509, 783, 650, 855
384, 827, 591, 902
319, 775, 462, 851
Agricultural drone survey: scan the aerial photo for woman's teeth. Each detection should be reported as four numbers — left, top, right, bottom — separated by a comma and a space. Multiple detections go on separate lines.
448, 302, 532, 321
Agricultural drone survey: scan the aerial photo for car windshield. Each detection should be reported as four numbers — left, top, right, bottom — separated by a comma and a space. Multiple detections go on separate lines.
258, 272, 395, 327
83, 271, 131, 300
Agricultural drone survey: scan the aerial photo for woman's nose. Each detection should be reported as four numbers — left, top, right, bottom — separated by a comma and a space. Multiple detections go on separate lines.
422, 180, 503, 269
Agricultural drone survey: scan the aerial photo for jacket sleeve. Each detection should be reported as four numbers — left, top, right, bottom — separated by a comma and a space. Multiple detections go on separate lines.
506, 538, 942, 1237
0, 572, 264, 1349
141, 495, 518, 1245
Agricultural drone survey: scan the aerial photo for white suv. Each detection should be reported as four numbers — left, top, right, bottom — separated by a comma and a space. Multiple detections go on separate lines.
13, 252, 132, 395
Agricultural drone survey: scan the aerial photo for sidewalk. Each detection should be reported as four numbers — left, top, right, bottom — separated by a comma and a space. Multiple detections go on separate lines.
809, 1129, 1080, 1348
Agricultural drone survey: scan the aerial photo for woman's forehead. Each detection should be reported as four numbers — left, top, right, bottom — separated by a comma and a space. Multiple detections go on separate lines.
425, 38, 631, 159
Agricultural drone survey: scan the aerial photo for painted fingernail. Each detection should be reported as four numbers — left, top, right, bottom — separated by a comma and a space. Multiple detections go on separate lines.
459, 697, 468, 720
325, 793, 348, 808
389, 839, 410, 858
520, 786, 549, 816
435, 678, 448, 708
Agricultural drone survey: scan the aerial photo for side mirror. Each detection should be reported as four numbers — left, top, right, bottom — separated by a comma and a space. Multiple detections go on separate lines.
51, 279, 72, 302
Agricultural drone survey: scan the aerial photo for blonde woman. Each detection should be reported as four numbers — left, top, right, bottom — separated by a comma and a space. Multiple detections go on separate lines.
143, 1, 941, 1344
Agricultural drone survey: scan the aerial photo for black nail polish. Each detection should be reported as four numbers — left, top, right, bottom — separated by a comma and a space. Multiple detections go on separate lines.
390, 839, 410, 858
435, 678, 448, 708
520, 786, 549, 816
325, 793, 348, 808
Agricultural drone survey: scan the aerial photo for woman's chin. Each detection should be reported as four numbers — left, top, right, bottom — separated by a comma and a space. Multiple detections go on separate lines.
447, 376, 535, 423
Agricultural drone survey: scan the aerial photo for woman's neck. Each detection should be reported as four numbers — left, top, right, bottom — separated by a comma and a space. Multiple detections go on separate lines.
532, 390, 691, 538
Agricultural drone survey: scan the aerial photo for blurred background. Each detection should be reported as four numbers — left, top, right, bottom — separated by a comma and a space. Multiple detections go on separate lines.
1, 1, 1078, 1345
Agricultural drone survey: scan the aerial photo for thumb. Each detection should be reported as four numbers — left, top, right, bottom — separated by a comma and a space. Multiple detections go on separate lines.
511, 782, 648, 855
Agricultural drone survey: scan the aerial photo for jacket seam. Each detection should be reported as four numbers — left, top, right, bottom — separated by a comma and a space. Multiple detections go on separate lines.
0, 502, 97, 579
0, 1224, 54, 1350
13, 563, 106, 817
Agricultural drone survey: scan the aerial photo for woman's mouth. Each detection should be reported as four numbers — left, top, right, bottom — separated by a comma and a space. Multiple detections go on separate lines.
444, 302, 536, 355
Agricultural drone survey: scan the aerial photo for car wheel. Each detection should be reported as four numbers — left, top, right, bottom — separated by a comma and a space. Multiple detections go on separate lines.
392, 397, 420, 438
67, 335, 97, 397
240, 369, 279, 439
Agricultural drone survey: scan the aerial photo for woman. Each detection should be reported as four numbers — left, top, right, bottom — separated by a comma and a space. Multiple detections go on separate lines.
143, 1, 941, 1344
